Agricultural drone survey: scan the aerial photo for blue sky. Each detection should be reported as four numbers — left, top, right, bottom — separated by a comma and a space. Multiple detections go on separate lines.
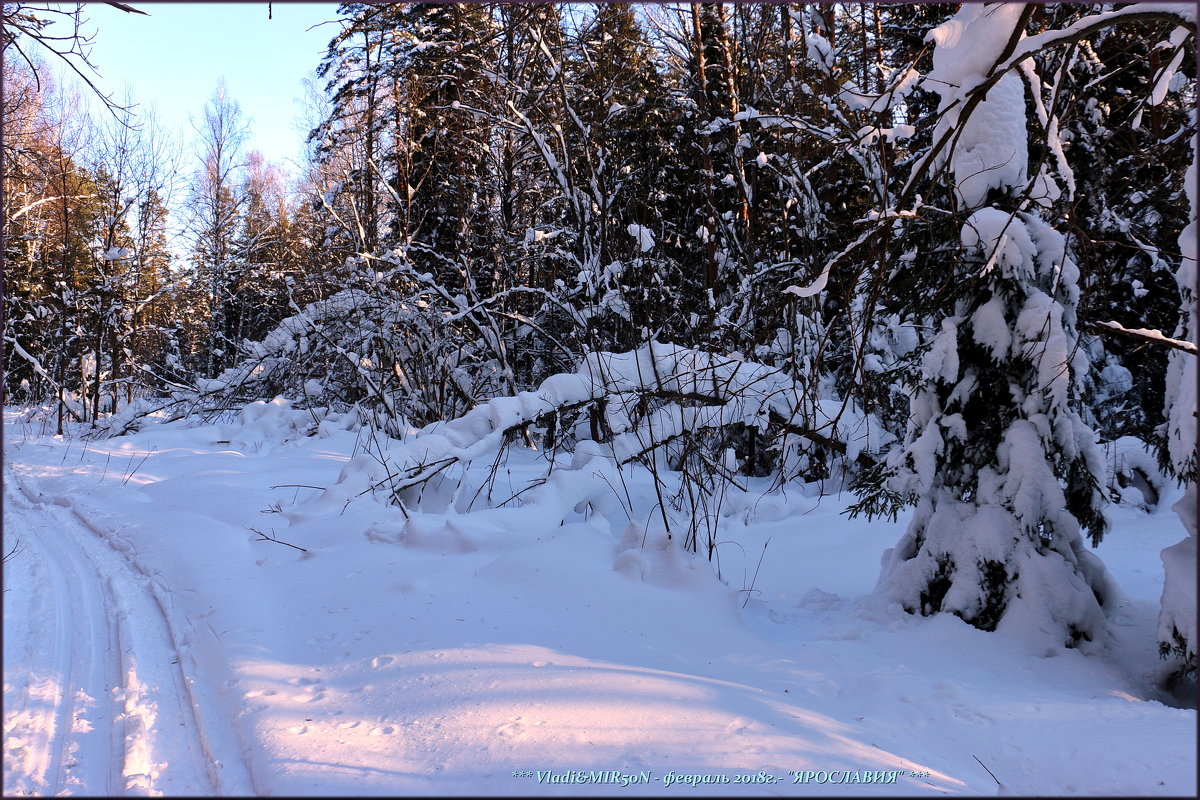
56, 1, 340, 174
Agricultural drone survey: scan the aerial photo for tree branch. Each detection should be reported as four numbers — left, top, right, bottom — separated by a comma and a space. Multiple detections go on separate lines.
105, 2, 148, 15
1085, 320, 1198, 355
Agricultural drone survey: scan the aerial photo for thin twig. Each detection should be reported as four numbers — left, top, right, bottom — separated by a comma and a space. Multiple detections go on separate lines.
121, 446, 156, 486
972, 755, 1002, 787
742, 536, 771, 608
248, 527, 308, 553
3, 539, 22, 564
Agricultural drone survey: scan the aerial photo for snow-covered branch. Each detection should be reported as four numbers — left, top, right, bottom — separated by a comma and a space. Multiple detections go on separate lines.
1087, 320, 1198, 356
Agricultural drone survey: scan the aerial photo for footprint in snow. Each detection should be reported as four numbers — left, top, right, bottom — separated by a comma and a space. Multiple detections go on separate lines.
295, 690, 326, 703
496, 717, 526, 739
725, 717, 751, 734
950, 702, 995, 725
290, 676, 321, 686
286, 676, 327, 703
371, 655, 394, 668
124, 774, 152, 793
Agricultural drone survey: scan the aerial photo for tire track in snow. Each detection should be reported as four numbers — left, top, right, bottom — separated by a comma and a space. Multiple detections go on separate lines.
4, 477, 119, 795
3, 467, 255, 795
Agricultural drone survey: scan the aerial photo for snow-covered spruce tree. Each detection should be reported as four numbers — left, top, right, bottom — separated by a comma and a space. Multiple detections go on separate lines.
1157, 123, 1197, 681
875, 4, 1117, 649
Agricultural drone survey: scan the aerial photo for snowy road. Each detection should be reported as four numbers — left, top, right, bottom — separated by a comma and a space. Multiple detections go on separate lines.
3, 466, 254, 796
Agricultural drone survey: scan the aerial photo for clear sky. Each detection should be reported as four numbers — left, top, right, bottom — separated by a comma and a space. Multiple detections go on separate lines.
54, 1, 341, 175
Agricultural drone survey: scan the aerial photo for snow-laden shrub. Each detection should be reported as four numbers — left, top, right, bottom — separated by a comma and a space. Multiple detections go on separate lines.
91, 252, 582, 439
207, 283, 494, 433
317, 341, 893, 557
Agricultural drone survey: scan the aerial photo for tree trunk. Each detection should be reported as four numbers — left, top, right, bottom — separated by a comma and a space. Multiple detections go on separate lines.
690, 3, 719, 309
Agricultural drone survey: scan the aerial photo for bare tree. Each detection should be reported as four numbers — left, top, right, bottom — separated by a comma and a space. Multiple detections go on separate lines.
0, 3, 145, 117
186, 78, 249, 376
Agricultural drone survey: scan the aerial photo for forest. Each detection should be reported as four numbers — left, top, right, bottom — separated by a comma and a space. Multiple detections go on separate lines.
2, 2, 1197, 795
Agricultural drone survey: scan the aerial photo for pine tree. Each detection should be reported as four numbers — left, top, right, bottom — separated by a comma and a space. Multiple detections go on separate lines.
560, 3, 685, 352
387, 3, 496, 280
128, 187, 179, 386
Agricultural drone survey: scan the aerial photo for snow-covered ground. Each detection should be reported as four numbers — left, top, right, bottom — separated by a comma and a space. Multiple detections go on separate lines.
3, 406, 1195, 796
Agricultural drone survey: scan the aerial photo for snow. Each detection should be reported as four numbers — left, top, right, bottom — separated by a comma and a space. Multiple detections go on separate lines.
1094, 320, 1198, 355
921, 318, 960, 384
4, 405, 1195, 796
1150, 28, 1189, 106
1104, 436, 1169, 512
924, 4, 1030, 208
857, 125, 916, 145
969, 295, 1012, 360
626, 224, 655, 253
1001, 4, 1197, 78
1015, 290, 1072, 411
944, 73, 1028, 208
961, 208, 1027, 278
1158, 486, 1197, 660
1164, 130, 1198, 475
924, 5, 1026, 93
1157, 123, 1197, 668
782, 270, 828, 299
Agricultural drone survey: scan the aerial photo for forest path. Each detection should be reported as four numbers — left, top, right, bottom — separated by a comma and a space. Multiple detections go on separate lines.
2, 462, 255, 796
